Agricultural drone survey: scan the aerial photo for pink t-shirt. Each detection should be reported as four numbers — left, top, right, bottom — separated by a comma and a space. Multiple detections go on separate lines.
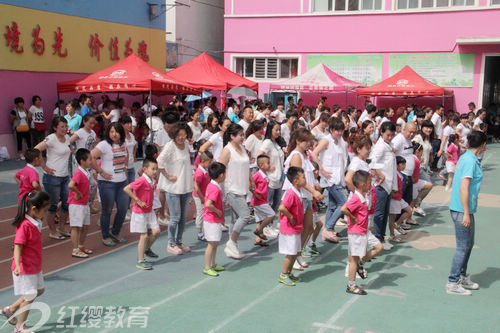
193, 154, 201, 169
412, 156, 421, 184
129, 175, 156, 213
11, 217, 42, 274
204, 181, 224, 223
368, 185, 377, 215
279, 187, 304, 235
345, 191, 369, 235
15, 165, 39, 204
251, 170, 269, 206
392, 173, 403, 200
447, 143, 460, 164
67, 167, 90, 205
193, 166, 210, 198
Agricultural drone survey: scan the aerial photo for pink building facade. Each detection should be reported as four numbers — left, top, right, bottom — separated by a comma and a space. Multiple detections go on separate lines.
224, 0, 500, 112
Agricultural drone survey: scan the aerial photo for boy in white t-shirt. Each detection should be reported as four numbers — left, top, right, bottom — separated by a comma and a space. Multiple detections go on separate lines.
124, 158, 161, 270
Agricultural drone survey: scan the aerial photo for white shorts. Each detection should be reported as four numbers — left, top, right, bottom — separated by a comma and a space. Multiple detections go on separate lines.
348, 231, 380, 257
446, 161, 456, 174
389, 198, 409, 215
193, 196, 204, 228
12, 272, 44, 297
279, 233, 301, 255
253, 204, 275, 222
412, 179, 427, 200
130, 212, 159, 233
69, 204, 90, 227
153, 191, 161, 210
203, 221, 222, 242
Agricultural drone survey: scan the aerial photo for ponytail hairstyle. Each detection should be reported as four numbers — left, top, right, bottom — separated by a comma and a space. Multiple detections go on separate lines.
13, 191, 50, 228
223, 123, 244, 147
287, 127, 313, 157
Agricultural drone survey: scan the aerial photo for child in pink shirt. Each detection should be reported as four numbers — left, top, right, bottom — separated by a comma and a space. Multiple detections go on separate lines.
278, 166, 306, 286
193, 151, 213, 241
68, 149, 93, 259
251, 155, 276, 247
2, 191, 50, 332
445, 134, 460, 192
14, 149, 41, 204
202, 162, 226, 277
341, 170, 383, 295
124, 158, 161, 270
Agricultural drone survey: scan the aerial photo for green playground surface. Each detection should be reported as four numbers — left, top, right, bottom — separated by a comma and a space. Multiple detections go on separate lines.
1, 144, 500, 333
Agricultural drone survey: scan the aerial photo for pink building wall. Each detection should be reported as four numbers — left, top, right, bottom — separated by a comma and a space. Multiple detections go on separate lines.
224, 2, 500, 113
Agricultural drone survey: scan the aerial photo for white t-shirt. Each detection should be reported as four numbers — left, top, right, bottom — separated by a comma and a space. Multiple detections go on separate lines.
157, 141, 193, 194
271, 109, 286, 123
17, 110, 28, 126
238, 119, 250, 134
431, 113, 443, 139
199, 129, 214, 141
29, 105, 45, 128
457, 123, 471, 147
146, 116, 163, 132
110, 109, 121, 123
74, 128, 97, 151
96, 141, 127, 183
44, 134, 71, 177
259, 139, 284, 189
413, 134, 432, 168
311, 126, 326, 141
473, 117, 483, 129
358, 110, 368, 123
53, 107, 63, 117
396, 117, 406, 131
203, 106, 214, 121
281, 123, 292, 145
208, 132, 224, 161
244, 134, 263, 169
142, 104, 157, 116
348, 156, 370, 172
125, 133, 136, 168
392, 133, 415, 176
188, 121, 202, 144
153, 128, 171, 151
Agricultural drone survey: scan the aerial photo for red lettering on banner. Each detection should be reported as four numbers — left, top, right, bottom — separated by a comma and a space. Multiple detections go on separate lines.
4, 21, 24, 53
109, 36, 120, 61
124, 37, 133, 57
52, 27, 68, 57
89, 33, 104, 61
31, 24, 45, 55
137, 40, 149, 62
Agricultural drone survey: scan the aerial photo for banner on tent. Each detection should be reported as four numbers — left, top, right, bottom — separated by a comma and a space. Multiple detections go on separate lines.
389, 53, 474, 88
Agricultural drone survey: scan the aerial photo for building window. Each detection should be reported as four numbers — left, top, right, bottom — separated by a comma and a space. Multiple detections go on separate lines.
397, 0, 474, 9
234, 57, 298, 80
313, 0, 382, 11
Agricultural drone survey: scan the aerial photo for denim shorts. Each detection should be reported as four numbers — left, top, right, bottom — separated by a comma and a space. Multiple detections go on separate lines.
42, 174, 69, 213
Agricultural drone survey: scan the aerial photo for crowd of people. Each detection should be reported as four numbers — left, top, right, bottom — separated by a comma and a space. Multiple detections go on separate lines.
3, 93, 492, 332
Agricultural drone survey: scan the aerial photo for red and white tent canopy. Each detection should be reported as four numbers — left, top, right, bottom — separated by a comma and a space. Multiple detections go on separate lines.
57, 53, 200, 94
356, 65, 453, 96
269, 63, 363, 92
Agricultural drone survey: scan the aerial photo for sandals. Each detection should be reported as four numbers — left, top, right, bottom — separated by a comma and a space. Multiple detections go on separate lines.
102, 239, 116, 247
254, 239, 269, 247
1, 306, 17, 325
389, 235, 404, 243
395, 225, 407, 235
72, 249, 89, 258
346, 284, 367, 295
49, 233, 66, 240
406, 219, 420, 226
253, 230, 268, 241
79, 246, 93, 254
56, 228, 71, 237
110, 234, 126, 243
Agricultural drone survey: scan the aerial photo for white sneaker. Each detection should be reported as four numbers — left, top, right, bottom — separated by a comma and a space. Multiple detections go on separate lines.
224, 240, 244, 259
336, 218, 347, 226
460, 275, 479, 290
414, 206, 426, 216
446, 282, 472, 295
263, 226, 278, 238
383, 241, 393, 250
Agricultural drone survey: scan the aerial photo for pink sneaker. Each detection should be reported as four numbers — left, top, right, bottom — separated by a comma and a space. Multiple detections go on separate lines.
167, 245, 183, 255
178, 243, 191, 253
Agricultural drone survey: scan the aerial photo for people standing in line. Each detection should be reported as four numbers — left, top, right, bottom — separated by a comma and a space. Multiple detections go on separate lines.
446, 130, 486, 296
91, 122, 129, 247
29, 96, 46, 147
157, 122, 194, 255
10, 97, 32, 160
34, 116, 72, 240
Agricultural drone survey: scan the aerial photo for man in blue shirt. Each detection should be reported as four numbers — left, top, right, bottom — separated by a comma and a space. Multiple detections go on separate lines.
446, 130, 486, 296
80, 96, 92, 117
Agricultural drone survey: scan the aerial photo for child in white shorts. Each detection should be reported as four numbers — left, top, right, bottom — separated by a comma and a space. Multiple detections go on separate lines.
193, 151, 213, 241
124, 158, 161, 270
341, 170, 383, 295
389, 157, 413, 242
251, 155, 276, 246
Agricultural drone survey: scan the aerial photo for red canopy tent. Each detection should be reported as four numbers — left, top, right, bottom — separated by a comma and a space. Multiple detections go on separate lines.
356, 65, 453, 97
57, 53, 200, 94
166, 53, 258, 91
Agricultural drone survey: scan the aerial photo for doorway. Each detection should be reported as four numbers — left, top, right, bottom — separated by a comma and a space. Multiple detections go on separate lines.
481, 55, 500, 108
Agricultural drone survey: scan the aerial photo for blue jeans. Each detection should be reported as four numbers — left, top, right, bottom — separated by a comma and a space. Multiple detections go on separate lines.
42, 174, 69, 214
127, 168, 135, 184
325, 185, 347, 231
449, 211, 475, 283
373, 186, 391, 242
267, 187, 283, 213
165, 192, 191, 246
98, 180, 129, 239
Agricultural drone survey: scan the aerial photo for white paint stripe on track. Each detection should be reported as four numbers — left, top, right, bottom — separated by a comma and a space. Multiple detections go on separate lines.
208, 243, 341, 333
312, 323, 344, 331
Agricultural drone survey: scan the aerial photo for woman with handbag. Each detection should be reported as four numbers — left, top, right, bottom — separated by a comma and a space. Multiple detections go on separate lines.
29, 95, 46, 147
9, 97, 32, 160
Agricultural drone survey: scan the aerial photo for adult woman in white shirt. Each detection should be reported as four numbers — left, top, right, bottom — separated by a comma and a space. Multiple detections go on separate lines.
157, 122, 194, 255
35, 116, 71, 240
219, 123, 255, 259
199, 114, 219, 141
91, 122, 129, 247
187, 109, 202, 145
199, 118, 231, 161
120, 115, 137, 184
244, 119, 265, 173
413, 120, 434, 181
